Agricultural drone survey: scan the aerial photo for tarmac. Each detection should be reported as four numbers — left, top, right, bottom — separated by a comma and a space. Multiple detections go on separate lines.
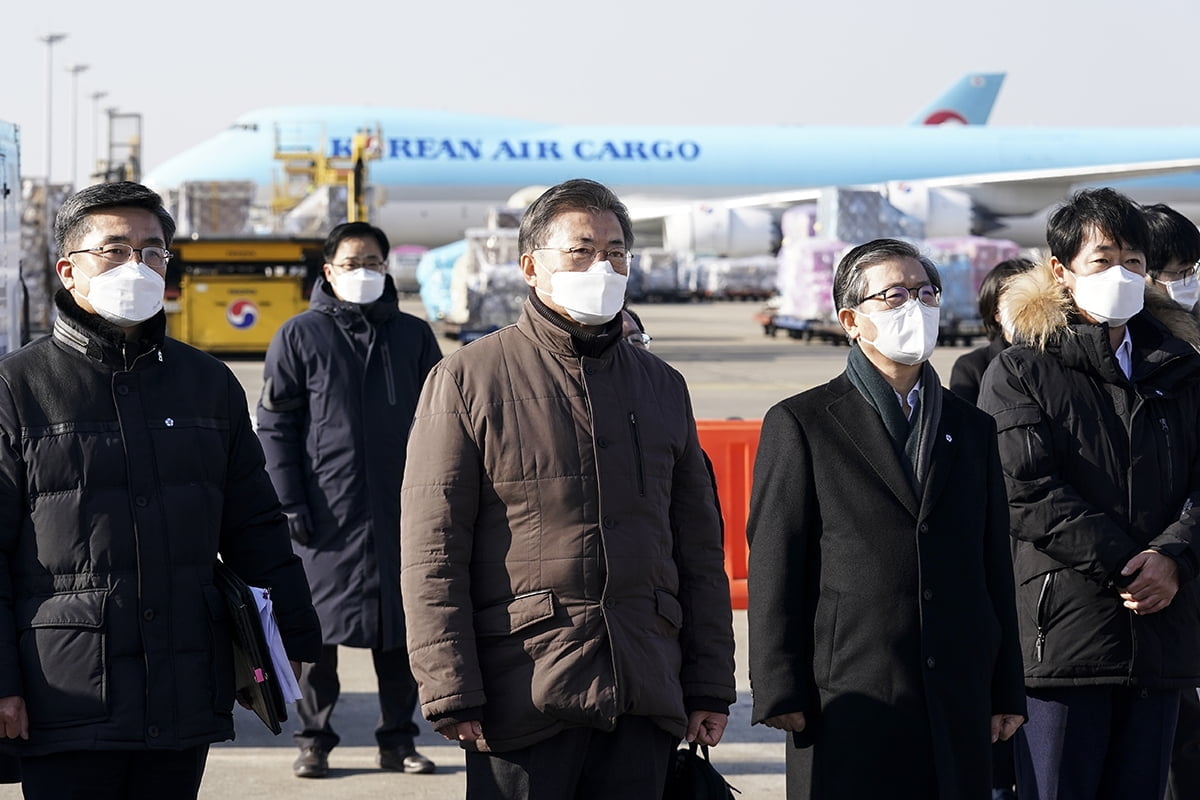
0, 609, 785, 799
0, 302, 983, 798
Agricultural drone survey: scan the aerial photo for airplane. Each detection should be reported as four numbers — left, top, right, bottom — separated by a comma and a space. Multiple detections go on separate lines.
141, 72, 1200, 251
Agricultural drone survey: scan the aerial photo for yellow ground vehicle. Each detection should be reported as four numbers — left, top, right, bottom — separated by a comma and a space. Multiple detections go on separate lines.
164, 238, 324, 353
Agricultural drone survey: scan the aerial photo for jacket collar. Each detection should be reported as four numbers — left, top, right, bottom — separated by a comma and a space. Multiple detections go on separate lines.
517, 292, 622, 358
52, 289, 164, 369
309, 274, 400, 326
999, 263, 1200, 390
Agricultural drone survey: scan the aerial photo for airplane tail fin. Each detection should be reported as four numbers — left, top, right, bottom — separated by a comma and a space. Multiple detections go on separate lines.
909, 72, 1005, 126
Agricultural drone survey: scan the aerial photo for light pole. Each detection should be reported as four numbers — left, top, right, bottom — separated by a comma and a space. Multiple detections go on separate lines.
66, 63, 89, 189
39, 33, 67, 185
89, 90, 107, 179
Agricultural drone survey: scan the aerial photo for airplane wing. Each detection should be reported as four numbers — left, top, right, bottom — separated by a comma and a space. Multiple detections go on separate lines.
626, 158, 1200, 223
915, 158, 1200, 215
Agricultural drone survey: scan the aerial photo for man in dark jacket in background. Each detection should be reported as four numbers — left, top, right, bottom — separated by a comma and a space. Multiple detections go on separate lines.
258, 221, 442, 779
978, 188, 1200, 800
0, 181, 323, 799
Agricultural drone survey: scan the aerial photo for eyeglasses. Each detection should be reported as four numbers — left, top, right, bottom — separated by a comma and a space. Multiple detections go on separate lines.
329, 258, 386, 272
1155, 262, 1199, 283
67, 243, 172, 269
858, 283, 941, 310
532, 245, 630, 269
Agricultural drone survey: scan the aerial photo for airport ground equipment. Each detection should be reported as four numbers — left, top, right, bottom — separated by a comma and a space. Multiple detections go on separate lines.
164, 237, 324, 353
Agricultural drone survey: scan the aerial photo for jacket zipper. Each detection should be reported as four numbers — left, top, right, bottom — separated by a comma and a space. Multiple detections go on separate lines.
1034, 571, 1054, 662
381, 341, 397, 406
1160, 417, 1173, 489
628, 412, 645, 497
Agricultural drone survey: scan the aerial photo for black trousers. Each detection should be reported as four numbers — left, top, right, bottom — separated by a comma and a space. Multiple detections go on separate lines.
293, 643, 420, 751
464, 715, 678, 800
1167, 688, 1200, 800
19, 745, 209, 799
1015, 685, 1180, 800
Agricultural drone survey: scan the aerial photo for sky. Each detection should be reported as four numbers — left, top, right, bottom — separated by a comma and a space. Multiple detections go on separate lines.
5, 0, 1200, 186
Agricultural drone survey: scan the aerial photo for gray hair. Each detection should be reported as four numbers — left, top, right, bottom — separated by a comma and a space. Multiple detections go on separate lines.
832, 238, 941, 311
518, 178, 634, 255
55, 181, 176, 256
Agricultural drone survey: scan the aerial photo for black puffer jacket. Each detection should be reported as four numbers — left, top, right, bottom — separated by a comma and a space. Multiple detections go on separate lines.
258, 277, 441, 650
978, 266, 1200, 688
0, 293, 322, 755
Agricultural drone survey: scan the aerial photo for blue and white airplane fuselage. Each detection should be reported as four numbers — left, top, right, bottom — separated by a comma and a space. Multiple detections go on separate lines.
143, 95, 1200, 248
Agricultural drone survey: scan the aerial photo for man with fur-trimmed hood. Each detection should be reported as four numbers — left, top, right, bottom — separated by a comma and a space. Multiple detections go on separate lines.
978, 187, 1200, 800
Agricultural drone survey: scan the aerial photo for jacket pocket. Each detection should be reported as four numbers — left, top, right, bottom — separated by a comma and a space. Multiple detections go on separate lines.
654, 589, 683, 630
17, 589, 109, 728
475, 590, 556, 637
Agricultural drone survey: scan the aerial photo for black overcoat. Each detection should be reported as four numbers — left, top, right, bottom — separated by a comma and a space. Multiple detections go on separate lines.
258, 277, 441, 649
747, 371, 1025, 800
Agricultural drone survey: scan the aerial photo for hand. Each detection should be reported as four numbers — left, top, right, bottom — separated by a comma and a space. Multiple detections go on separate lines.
686, 711, 728, 746
0, 696, 28, 740
1119, 550, 1180, 615
441, 720, 482, 743
284, 509, 312, 546
762, 711, 806, 732
991, 713, 1023, 743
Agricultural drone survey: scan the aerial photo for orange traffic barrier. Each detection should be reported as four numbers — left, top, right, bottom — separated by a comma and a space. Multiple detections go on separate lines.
696, 419, 762, 610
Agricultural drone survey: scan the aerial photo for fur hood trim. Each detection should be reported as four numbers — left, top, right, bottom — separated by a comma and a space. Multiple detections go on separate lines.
998, 263, 1200, 352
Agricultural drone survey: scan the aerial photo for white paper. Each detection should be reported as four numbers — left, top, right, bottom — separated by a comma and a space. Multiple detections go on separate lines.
249, 585, 304, 704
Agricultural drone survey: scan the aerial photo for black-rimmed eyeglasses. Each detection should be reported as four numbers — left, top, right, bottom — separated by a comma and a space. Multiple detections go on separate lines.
858, 284, 941, 310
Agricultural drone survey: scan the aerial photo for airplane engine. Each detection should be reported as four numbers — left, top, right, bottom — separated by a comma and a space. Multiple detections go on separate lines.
662, 206, 780, 257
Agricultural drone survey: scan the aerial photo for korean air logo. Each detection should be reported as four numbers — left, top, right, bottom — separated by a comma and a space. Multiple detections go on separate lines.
227, 299, 259, 329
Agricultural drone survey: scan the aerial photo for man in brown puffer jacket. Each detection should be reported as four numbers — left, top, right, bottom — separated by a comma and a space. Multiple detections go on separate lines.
400, 178, 736, 800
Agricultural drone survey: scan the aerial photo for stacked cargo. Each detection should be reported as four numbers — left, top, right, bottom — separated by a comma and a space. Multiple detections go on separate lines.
173, 181, 257, 237
924, 236, 1022, 344
817, 188, 924, 244
628, 248, 683, 301
691, 256, 778, 300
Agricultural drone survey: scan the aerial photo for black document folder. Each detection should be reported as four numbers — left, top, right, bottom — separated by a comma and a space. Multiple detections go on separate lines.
213, 561, 288, 734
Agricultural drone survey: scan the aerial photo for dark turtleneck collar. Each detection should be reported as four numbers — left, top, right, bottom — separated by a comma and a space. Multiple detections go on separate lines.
53, 288, 165, 365
527, 288, 622, 357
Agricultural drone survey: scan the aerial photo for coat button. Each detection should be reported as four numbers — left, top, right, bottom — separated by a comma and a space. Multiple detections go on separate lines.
926, 657, 936, 669
919, 523, 929, 534
922, 588, 933, 601
117, 385, 130, 396
604, 598, 616, 609
135, 496, 149, 508
584, 365, 596, 375
147, 725, 160, 738
143, 608, 155, 621
603, 516, 616, 529
597, 437, 609, 448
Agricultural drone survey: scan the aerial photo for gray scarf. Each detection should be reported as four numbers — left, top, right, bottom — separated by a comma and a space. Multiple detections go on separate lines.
845, 344, 942, 491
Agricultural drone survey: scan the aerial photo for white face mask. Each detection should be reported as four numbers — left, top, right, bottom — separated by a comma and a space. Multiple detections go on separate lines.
331, 268, 386, 304
858, 298, 940, 366
1161, 274, 1200, 311
1069, 265, 1144, 326
547, 260, 628, 326
81, 260, 165, 326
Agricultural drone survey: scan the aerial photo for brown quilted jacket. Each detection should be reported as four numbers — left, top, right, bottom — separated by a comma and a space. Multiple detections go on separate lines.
400, 300, 735, 751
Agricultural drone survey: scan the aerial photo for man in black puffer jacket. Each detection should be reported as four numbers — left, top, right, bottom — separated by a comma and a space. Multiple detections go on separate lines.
979, 188, 1200, 800
0, 182, 323, 799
